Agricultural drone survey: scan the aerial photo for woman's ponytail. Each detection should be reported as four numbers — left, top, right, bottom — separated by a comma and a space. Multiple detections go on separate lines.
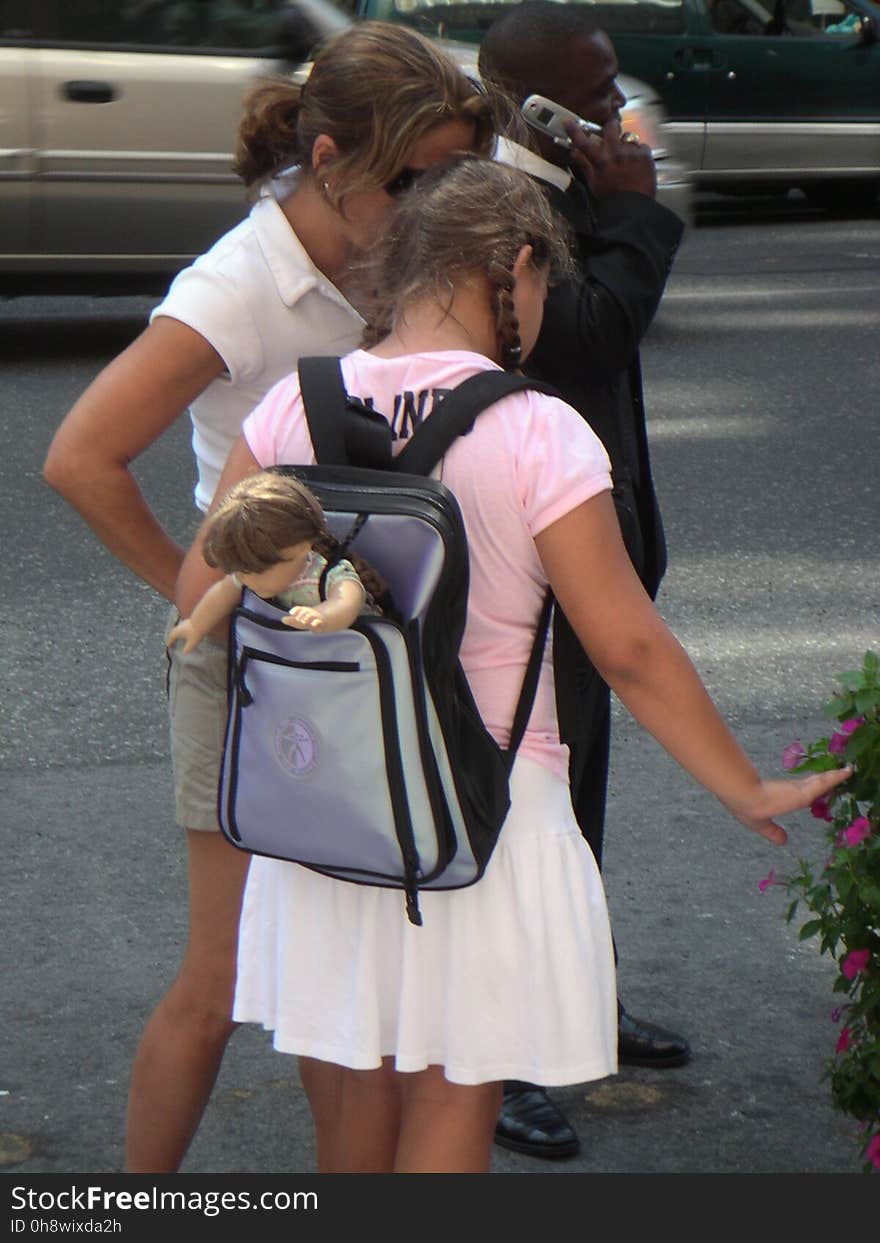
233, 77, 304, 189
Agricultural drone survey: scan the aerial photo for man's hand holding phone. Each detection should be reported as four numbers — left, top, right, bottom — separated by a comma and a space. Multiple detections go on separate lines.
565, 118, 657, 200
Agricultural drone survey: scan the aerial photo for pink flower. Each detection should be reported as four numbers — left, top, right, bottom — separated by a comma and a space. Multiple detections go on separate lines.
836, 1027, 852, 1053
811, 796, 834, 822
867, 1135, 880, 1170
828, 717, 864, 756
840, 816, 873, 848
757, 869, 777, 893
782, 740, 806, 770
841, 948, 871, 981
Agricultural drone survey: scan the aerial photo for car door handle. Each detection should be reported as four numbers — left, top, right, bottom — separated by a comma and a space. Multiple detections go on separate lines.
673, 47, 722, 70
62, 80, 118, 103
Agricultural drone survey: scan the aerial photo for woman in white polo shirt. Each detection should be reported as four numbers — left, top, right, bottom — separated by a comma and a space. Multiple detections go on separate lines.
43, 20, 492, 1174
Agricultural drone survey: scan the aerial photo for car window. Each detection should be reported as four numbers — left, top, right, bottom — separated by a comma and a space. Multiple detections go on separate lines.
0, 0, 47, 39
51, 0, 295, 51
389, 0, 687, 36
706, 0, 857, 34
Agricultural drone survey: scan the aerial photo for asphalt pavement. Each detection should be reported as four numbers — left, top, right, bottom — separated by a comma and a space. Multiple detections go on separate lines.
2, 195, 879, 1190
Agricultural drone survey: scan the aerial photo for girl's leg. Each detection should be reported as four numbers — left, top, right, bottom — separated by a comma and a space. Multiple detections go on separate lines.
330, 1059, 403, 1173
305, 1061, 501, 1173
297, 1057, 346, 1173
394, 1067, 502, 1173
310, 1060, 500, 1174
125, 829, 249, 1172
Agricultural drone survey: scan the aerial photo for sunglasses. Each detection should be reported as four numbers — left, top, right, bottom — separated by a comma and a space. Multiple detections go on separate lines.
383, 166, 424, 198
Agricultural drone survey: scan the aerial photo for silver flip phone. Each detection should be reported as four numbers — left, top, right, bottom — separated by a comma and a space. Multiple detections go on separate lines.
521, 94, 603, 147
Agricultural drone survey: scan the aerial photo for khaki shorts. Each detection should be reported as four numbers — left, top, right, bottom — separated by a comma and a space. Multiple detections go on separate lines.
165, 608, 228, 832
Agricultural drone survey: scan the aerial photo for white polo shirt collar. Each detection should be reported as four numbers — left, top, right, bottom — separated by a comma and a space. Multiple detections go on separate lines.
493, 137, 572, 192
252, 171, 356, 314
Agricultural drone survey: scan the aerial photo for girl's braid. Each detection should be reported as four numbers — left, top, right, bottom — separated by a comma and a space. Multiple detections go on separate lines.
488, 259, 523, 371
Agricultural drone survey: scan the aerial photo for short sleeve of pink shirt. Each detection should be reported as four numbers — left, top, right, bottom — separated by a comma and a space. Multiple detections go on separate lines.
243, 372, 313, 467
505, 389, 611, 538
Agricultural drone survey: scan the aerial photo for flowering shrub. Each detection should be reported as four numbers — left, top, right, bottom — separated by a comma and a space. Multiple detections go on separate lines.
761, 651, 880, 1172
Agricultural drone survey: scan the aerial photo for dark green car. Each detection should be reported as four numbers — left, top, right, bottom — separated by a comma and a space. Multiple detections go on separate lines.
359, 0, 880, 209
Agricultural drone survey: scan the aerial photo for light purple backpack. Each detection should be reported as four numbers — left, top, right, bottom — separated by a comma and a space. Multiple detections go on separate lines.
218, 358, 555, 925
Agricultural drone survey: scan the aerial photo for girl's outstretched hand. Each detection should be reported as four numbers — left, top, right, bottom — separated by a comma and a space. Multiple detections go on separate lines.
723, 765, 853, 845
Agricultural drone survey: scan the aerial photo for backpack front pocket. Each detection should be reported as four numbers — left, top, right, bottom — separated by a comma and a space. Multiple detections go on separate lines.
220, 625, 440, 888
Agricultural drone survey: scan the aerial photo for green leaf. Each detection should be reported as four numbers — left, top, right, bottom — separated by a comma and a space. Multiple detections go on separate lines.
799, 919, 822, 941
864, 651, 879, 681
802, 755, 843, 774
835, 873, 853, 900
855, 689, 880, 715
846, 727, 878, 760
838, 671, 866, 691
785, 899, 799, 924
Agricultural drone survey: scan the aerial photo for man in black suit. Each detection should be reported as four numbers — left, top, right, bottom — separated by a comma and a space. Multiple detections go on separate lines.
479, 0, 691, 1161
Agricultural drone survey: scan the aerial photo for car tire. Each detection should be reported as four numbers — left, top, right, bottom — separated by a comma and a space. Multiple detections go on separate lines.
803, 180, 880, 217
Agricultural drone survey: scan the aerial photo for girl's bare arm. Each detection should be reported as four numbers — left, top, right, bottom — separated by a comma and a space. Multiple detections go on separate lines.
535, 492, 851, 844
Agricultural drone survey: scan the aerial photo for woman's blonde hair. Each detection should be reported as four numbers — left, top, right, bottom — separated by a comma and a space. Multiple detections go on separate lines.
233, 21, 494, 206
358, 156, 573, 368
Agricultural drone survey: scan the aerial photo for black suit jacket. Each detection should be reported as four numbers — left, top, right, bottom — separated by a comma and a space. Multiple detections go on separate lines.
525, 177, 684, 773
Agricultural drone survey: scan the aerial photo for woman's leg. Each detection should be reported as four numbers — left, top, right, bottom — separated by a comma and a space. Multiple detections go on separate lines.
125, 829, 250, 1172
394, 1067, 502, 1173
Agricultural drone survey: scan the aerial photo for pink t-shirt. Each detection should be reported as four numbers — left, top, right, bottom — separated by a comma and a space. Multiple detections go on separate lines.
243, 350, 611, 779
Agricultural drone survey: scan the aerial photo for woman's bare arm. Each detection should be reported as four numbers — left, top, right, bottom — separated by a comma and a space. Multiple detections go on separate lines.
43, 316, 226, 602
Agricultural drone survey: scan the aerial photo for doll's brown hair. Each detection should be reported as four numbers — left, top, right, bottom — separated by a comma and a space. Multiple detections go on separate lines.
203, 472, 386, 601
233, 21, 494, 208
357, 156, 573, 369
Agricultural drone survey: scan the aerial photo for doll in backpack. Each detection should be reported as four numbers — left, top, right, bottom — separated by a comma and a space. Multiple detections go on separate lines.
167, 471, 383, 654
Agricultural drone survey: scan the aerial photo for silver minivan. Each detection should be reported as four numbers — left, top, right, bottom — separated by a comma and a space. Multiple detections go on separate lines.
0, 0, 691, 288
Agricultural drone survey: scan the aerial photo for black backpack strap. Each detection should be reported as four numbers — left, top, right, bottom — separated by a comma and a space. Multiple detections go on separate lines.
298, 356, 349, 465
298, 356, 392, 469
394, 371, 560, 477
505, 590, 554, 767
316, 514, 369, 601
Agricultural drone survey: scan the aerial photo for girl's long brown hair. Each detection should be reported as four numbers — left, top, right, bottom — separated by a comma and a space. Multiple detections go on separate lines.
357, 156, 573, 368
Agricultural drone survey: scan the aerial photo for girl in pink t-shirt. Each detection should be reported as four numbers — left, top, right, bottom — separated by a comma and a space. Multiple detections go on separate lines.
175, 157, 849, 1174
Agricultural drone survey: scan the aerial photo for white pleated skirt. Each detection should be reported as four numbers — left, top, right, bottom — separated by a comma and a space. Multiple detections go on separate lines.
233, 755, 618, 1086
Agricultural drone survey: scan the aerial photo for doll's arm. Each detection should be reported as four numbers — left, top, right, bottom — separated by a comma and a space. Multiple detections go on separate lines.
283, 577, 365, 633
167, 575, 242, 652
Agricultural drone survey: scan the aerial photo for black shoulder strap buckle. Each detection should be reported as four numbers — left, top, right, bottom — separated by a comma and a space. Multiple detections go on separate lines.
298, 356, 392, 469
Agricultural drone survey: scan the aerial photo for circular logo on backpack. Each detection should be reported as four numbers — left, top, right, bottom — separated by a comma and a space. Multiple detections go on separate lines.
274, 717, 319, 777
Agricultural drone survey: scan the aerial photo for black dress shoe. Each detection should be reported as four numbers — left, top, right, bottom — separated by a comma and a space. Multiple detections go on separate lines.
493, 1081, 580, 1159
617, 1007, 692, 1068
